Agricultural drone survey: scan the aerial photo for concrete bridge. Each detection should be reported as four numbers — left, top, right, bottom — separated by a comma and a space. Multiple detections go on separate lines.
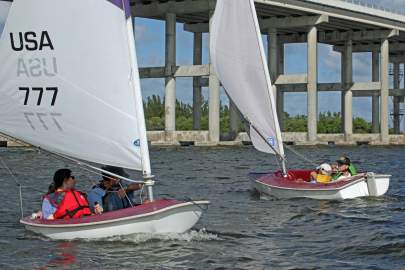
128, 0, 405, 146
2, 0, 405, 147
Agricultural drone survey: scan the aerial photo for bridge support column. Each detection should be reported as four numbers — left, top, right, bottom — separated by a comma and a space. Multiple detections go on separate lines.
380, 38, 390, 143
307, 26, 318, 142
343, 40, 353, 141
393, 62, 401, 134
268, 29, 285, 131
403, 63, 405, 134
277, 43, 285, 131
229, 100, 240, 137
193, 32, 203, 130
209, 69, 220, 143
372, 50, 380, 133
341, 50, 345, 132
268, 28, 278, 98
209, 10, 220, 143
165, 13, 176, 133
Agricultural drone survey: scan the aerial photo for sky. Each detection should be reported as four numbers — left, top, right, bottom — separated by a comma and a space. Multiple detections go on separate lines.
134, 0, 405, 125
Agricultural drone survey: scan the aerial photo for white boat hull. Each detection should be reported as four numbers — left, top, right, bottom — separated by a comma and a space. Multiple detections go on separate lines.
21, 200, 209, 240
251, 171, 390, 200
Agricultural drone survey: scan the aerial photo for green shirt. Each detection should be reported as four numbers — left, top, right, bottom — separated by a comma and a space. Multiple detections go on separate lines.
332, 163, 357, 180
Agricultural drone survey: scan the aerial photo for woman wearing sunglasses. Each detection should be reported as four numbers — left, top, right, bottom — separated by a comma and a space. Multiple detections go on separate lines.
41, 169, 91, 220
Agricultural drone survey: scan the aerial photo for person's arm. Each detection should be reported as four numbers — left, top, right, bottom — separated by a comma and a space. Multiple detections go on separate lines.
41, 198, 56, 220
126, 183, 142, 192
87, 188, 105, 213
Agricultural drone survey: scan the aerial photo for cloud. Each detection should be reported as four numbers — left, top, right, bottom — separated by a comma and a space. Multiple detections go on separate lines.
135, 24, 148, 41
284, 43, 307, 74
134, 18, 165, 67
353, 52, 372, 82
318, 44, 341, 83
176, 24, 193, 65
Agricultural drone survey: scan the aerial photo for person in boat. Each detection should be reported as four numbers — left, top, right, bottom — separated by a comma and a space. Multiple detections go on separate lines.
310, 163, 333, 183
41, 169, 91, 220
331, 156, 357, 181
87, 166, 143, 214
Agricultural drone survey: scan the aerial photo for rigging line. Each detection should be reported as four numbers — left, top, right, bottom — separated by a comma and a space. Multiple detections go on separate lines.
42, 150, 110, 187
0, 132, 146, 184
239, 117, 285, 171
139, 184, 144, 204
42, 150, 146, 184
283, 143, 319, 167
117, 181, 134, 208
0, 157, 24, 218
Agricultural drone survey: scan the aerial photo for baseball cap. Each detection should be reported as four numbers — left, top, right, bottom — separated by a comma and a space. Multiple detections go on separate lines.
336, 156, 351, 165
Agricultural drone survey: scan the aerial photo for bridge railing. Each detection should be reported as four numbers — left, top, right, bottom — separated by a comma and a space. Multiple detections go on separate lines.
306, 0, 405, 16
340, 0, 405, 16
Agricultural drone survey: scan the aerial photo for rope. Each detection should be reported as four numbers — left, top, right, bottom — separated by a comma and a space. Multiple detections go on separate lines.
1, 133, 146, 184
139, 184, 145, 204
43, 150, 146, 184
0, 157, 24, 218
18, 184, 24, 218
117, 181, 134, 208
283, 143, 319, 167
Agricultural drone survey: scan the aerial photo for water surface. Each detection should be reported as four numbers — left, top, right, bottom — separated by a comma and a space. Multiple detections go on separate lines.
0, 146, 404, 269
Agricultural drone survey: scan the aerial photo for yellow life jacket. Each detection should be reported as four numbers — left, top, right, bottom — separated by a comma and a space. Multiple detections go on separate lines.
316, 174, 332, 183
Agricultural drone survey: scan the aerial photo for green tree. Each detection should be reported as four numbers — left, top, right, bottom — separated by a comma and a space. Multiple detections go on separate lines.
353, 117, 372, 133
318, 112, 342, 133
143, 96, 374, 135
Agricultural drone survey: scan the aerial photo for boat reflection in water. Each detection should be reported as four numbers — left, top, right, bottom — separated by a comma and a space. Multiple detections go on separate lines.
37, 243, 78, 270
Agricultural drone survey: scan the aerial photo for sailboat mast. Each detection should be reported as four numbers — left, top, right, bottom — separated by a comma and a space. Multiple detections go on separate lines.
124, 4, 155, 201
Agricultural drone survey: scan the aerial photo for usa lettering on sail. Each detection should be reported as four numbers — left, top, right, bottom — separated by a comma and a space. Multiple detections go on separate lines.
9, 31, 54, 51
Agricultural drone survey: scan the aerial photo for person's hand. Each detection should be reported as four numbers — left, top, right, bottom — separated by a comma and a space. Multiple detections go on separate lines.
94, 204, 103, 215
127, 183, 142, 192
117, 188, 127, 199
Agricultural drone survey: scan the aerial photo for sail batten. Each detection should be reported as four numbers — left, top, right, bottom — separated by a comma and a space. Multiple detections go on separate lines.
0, 0, 147, 171
210, 0, 284, 156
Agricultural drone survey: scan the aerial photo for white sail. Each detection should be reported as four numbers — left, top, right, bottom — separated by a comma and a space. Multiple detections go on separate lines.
210, 0, 284, 157
0, 0, 147, 171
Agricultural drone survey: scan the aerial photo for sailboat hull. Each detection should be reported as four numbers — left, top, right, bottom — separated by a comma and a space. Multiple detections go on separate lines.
250, 171, 390, 200
20, 199, 209, 240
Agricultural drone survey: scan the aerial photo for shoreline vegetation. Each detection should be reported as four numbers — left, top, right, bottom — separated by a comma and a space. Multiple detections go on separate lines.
144, 95, 385, 134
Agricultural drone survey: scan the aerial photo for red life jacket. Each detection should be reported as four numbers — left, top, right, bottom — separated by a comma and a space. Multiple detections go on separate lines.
53, 190, 91, 219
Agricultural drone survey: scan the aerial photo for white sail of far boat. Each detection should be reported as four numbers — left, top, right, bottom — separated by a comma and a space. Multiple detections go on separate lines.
210, 0, 391, 200
210, 0, 285, 161
0, 0, 209, 239
0, 0, 148, 172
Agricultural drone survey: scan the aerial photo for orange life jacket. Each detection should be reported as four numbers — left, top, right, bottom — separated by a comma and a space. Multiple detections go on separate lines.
53, 190, 91, 219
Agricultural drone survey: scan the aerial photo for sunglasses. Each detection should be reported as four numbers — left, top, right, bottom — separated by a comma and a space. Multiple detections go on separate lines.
70, 175, 75, 180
